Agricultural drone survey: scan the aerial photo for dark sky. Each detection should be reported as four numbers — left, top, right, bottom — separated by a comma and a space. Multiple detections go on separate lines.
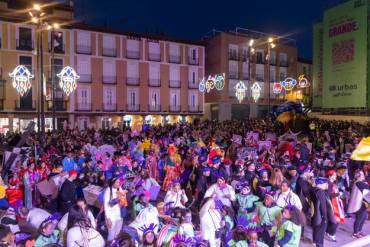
74, 0, 329, 59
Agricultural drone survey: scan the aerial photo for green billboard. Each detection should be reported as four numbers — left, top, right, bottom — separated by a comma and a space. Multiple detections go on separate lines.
322, 0, 367, 108
312, 23, 323, 108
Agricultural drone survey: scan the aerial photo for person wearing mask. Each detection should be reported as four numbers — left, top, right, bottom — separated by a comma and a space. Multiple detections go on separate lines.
348, 171, 370, 238
204, 175, 235, 207
275, 180, 302, 211
59, 170, 78, 214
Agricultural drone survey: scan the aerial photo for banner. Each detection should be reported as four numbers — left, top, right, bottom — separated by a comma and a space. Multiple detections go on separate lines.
322, 0, 368, 108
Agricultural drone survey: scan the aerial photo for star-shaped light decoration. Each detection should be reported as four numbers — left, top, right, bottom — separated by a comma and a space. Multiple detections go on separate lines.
235, 81, 247, 103
57, 66, 80, 96
251, 82, 262, 102
9, 65, 34, 96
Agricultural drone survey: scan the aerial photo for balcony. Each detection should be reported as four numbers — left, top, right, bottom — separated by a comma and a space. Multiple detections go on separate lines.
148, 78, 161, 87
16, 39, 34, 51
126, 104, 140, 112
148, 104, 161, 112
148, 53, 161, 62
241, 73, 249, 80
47, 99, 67, 111
241, 55, 248, 62
169, 105, 181, 112
15, 100, 36, 111
188, 57, 199, 65
188, 105, 200, 113
188, 81, 198, 89
79, 74, 92, 83
126, 77, 140, 86
76, 103, 92, 111
169, 80, 181, 88
102, 75, 117, 84
102, 47, 117, 57
126, 50, 140, 59
228, 52, 239, 61
76, 44, 92, 55
229, 71, 238, 79
168, 55, 181, 64
103, 103, 117, 112
280, 60, 288, 67
256, 75, 264, 81
49, 43, 65, 54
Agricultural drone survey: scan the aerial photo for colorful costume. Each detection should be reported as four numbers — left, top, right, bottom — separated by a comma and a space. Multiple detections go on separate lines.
162, 145, 182, 191
236, 193, 259, 227
276, 220, 301, 247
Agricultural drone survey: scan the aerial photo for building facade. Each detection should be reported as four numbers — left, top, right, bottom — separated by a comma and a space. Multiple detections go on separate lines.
0, 1, 204, 132
203, 29, 298, 121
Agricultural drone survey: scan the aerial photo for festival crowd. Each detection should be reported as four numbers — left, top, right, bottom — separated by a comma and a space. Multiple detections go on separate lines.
0, 118, 367, 247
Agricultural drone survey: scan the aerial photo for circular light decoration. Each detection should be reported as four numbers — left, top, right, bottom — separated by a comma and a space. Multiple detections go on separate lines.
235, 81, 247, 103
9, 65, 34, 97
281, 77, 297, 91
57, 66, 80, 97
298, 74, 310, 88
273, 82, 282, 94
251, 82, 262, 102
214, 73, 225, 91
205, 75, 215, 93
198, 78, 205, 93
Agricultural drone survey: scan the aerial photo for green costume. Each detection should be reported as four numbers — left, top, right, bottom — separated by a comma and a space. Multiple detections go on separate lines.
236, 193, 259, 226
257, 202, 282, 234
276, 220, 301, 247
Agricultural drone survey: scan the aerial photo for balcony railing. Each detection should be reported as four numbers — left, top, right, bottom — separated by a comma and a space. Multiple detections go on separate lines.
241, 73, 249, 80
102, 47, 117, 57
126, 50, 140, 59
49, 43, 65, 54
126, 77, 140, 85
188, 57, 199, 65
148, 78, 161, 87
76, 44, 92, 55
148, 53, 161, 61
280, 60, 288, 67
103, 75, 117, 84
126, 104, 140, 112
169, 105, 181, 112
256, 75, 264, 81
228, 52, 239, 61
229, 71, 238, 79
79, 74, 92, 83
168, 55, 181, 64
15, 100, 36, 111
169, 80, 181, 88
76, 103, 92, 111
103, 103, 117, 112
188, 105, 201, 113
47, 99, 67, 111
148, 104, 161, 112
16, 39, 34, 51
188, 81, 198, 89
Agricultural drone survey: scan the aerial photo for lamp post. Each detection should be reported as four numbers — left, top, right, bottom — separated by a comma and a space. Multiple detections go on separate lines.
248, 39, 255, 100
266, 37, 275, 115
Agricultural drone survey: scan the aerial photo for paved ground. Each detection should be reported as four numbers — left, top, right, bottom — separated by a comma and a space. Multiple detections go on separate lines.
300, 217, 370, 247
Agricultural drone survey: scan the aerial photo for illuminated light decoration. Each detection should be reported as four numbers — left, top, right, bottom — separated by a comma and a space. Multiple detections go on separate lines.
234, 81, 247, 103
273, 82, 282, 94
198, 78, 205, 92
214, 73, 225, 91
123, 115, 132, 122
205, 75, 215, 93
57, 66, 80, 97
298, 74, 310, 88
145, 115, 153, 124
9, 65, 34, 97
251, 82, 262, 102
281, 77, 297, 91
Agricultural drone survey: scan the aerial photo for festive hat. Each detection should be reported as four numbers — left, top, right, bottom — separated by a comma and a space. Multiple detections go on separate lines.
171, 234, 194, 246
69, 170, 78, 176
325, 170, 336, 177
14, 232, 32, 245
139, 223, 157, 234
211, 155, 221, 165
315, 177, 328, 185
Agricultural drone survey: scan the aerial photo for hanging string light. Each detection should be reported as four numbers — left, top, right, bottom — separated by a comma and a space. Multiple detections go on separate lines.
57, 66, 80, 96
9, 65, 34, 97
235, 81, 247, 103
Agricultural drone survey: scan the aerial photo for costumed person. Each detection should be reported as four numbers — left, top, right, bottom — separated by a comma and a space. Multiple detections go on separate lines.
245, 226, 268, 247
62, 150, 76, 172
295, 166, 313, 217
286, 166, 298, 191
199, 197, 222, 247
255, 169, 273, 200
178, 209, 195, 239
227, 227, 248, 247
348, 171, 370, 238
235, 182, 259, 227
162, 144, 182, 191
133, 191, 151, 217
66, 205, 105, 247
209, 156, 228, 184
194, 159, 211, 207
129, 203, 159, 240
204, 175, 235, 207
18, 206, 51, 233
146, 148, 159, 181
275, 180, 302, 211
0, 224, 15, 247
275, 205, 304, 247
59, 170, 78, 214
23, 162, 37, 210
311, 177, 335, 247
103, 177, 126, 242
257, 191, 282, 247
139, 223, 157, 247
164, 179, 188, 209
34, 214, 62, 247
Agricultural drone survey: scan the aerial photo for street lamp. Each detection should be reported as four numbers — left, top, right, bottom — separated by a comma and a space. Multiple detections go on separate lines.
266, 37, 275, 115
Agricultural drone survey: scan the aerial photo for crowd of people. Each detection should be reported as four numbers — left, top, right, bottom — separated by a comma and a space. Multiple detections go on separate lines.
0, 118, 367, 247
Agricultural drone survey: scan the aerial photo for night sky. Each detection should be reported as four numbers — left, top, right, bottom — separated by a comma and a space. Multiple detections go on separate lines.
74, 0, 330, 59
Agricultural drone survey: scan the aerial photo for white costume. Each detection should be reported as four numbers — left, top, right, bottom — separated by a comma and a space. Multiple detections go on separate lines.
66, 226, 105, 247
26, 208, 51, 230
178, 223, 195, 238
58, 210, 96, 235
164, 189, 188, 208
129, 205, 159, 239
275, 189, 302, 211
200, 199, 222, 247
103, 186, 123, 241
204, 183, 236, 207
142, 178, 159, 191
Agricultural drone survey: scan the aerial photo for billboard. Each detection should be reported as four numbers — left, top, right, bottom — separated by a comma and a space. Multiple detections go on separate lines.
322, 0, 367, 108
312, 23, 323, 108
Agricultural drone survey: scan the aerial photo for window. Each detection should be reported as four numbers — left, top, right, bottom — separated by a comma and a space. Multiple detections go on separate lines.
149, 89, 160, 111
269, 67, 276, 82
50, 31, 64, 53
188, 90, 198, 112
148, 41, 160, 61
229, 61, 238, 79
127, 88, 139, 110
103, 35, 116, 57
303, 66, 307, 75
256, 50, 264, 64
50, 58, 63, 87
149, 63, 160, 86
77, 87, 91, 110
270, 51, 276, 65
127, 38, 140, 59
77, 56, 91, 82
169, 44, 180, 63
188, 67, 198, 88
279, 53, 288, 66
103, 60, 116, 83
76, 32, 91, 54
256, 65, 264, 81
228, 44, 238, 60
228, 79, 238, 97
103, 86, 116, 111
242, 47, 248, 62
169, 65, 180, 87
127, 61, 139, 85
279, 67, 287, 81
170, 90, 180, 106
17, 27, 33, 50
19, 56, 32, 71
242, 62, 249, 80
188, 47, 198, 65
